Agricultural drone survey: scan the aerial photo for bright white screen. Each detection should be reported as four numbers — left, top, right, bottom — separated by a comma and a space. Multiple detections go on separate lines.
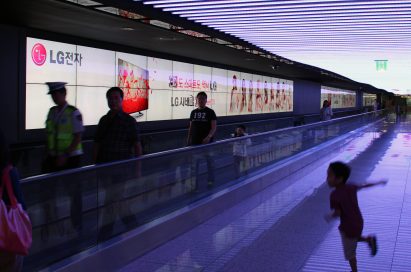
25, 37, 294, 129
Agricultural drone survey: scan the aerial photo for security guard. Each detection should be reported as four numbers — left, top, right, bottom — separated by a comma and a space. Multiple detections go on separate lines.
43, 82, 84, 172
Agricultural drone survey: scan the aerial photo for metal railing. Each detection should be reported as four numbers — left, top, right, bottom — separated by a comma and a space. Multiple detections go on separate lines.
20, 110, 385, 271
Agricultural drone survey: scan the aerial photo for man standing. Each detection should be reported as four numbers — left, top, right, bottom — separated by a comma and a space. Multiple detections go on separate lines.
187, 92, 217, 146
187, 91, 217, 188
43, 82, 84, 232
94, 87, 142, 241
94, 87, 142, 163
44, 82, 84, 172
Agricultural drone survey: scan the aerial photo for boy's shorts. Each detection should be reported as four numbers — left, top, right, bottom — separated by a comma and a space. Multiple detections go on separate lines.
340, 231, 358, 260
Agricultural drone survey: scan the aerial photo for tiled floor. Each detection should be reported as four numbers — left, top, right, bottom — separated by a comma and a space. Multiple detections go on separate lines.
119, 115, 411, 272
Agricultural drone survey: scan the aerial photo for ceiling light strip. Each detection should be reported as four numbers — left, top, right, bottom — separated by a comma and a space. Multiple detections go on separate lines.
186, 7, 411, 20
167, 1, 411, 14
195, 11, 411, 23
222, 23, 411, 35
208, 19, 411, 28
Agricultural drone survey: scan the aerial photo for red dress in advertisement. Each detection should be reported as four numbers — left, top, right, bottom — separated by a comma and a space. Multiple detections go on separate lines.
255, 80, 263, 112
270, 83, 275, 112
240, 79, 247, 113
275, 82, 281, 110
229, 75, 239, 113
248, 80, 254, 112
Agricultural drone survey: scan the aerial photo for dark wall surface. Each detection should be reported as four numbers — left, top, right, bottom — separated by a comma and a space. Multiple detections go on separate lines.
0, 24, 365, 178
293, 79, 321, 115
0, 25, 20, 145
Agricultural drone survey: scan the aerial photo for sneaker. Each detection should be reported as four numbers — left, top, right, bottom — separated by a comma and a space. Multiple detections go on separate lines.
368, 236, 378, 256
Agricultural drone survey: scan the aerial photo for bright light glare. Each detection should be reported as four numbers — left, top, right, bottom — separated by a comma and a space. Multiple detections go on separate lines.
168, 1, 411, 14
139, 0, 411, 94
187, 8, 411, 20
195, 11, 411, 23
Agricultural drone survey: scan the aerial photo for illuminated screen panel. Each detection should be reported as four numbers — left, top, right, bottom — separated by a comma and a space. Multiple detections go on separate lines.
363, 93, 377, 107
77, 46, 116, 87
241, 72, 253, 115
194, 64, 213, 108
321, 86, 356, 109
253, 74, 264, 114
117, 58, 149, 116
25, 37, 293, 129
211, 67, 228, 116
226, 70, 241, 116
261, 77, 271, 113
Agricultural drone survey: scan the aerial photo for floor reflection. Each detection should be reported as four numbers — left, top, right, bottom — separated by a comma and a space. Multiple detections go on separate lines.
120, 116, 411, 272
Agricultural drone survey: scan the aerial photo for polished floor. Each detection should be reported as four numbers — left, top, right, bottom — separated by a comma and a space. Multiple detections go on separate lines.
119, 115, 411, 272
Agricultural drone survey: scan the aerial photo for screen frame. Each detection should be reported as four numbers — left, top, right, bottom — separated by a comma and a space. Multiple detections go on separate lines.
19, 28, 297, 143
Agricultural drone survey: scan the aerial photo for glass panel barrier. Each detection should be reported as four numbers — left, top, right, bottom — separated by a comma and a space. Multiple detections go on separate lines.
21, 110, 385, 271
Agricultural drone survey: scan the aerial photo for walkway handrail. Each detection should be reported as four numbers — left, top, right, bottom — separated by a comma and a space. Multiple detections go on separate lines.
21, 110, 384, 184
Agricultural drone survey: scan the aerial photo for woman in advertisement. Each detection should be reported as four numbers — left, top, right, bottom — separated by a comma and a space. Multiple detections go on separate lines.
240, 79, 247, 113
285, 82, 292, 111
270, 81, 276, 112
263, 81, 269, 112
276, 82, 281, 111
229, 75, 239, 113
328, 93, 333, 108
281, 82, 287, 111
248, 80, 254, 112
255, 80, 263, 112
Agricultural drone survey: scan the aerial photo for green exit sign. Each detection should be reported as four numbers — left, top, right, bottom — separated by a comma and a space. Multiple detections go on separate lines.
375, 60, 388, 71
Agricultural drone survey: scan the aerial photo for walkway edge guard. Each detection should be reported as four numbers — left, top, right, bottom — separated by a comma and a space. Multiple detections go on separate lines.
43, 118, 384, 272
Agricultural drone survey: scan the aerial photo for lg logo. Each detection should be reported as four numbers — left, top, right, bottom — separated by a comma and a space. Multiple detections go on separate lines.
31, 43, 47, 66
31, 42, 83, 66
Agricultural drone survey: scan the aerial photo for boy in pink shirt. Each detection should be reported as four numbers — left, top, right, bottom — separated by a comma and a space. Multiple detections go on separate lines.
325, 161, 387, 272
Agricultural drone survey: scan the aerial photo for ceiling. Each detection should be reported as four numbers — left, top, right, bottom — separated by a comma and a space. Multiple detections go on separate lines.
131, 0, 411, 94
1, 0, 396, 94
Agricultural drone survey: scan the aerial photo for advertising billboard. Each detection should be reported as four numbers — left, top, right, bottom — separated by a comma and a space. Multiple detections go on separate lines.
321, 86, 356, 109
117, 58, 149, 116
363, 93, 377, 107
26, 37, 294, 129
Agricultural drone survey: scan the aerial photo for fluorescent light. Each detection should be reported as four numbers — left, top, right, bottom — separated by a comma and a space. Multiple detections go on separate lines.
138, 0, 411, 94
144, 0, 204, 5
207, 18, 411, 28
195, 11, 411, 23
187, 8, 411, 20
167, 1, 411, 14
216, 26, 411, 34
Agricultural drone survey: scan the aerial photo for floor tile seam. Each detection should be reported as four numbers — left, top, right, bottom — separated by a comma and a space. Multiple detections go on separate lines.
200, 225, 267, 272
130, 123, 391, 271
389, 157, 411, 271
300, 155, 402, 269
201, 157, 333, 230
204, 180, 327, 272
214, 186, 325, 256
202, 177, 325, 230
119, 259, 203, 271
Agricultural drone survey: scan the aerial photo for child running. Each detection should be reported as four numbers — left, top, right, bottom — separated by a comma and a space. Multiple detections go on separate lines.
325, 161, 387, 272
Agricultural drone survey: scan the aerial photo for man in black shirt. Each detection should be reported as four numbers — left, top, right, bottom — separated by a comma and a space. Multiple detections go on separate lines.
94, 87, 142, 241
94, 87, 142, 163
187, 92, 217, 145
187, 92, 217, 189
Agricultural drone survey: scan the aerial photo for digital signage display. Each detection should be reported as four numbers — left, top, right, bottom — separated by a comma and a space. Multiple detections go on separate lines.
26, 37, 293, 129
117, 58, 149, 116
363, 93, 377, 107
321, 86, 356, 109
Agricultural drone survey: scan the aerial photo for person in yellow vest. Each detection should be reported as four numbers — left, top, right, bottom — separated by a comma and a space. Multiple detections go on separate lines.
42, 82, 85, 233
43, 82, 84, 172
